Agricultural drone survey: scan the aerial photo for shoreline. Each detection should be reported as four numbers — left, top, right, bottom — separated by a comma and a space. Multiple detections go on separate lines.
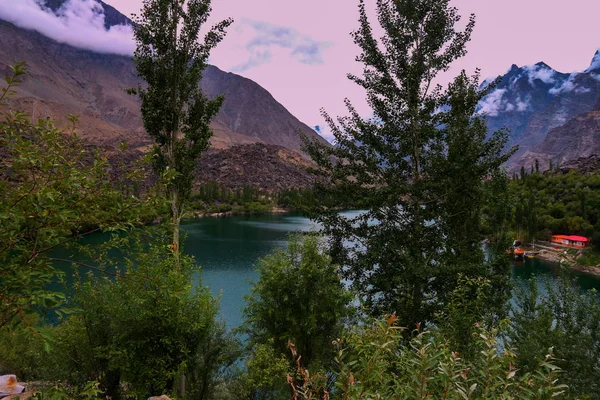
185, 206, 292, 220
520, 243, 600, 277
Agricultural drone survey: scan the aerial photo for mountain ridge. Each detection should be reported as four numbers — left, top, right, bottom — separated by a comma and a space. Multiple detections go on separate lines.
481, 51, 600, 170
0, 17, 329, 155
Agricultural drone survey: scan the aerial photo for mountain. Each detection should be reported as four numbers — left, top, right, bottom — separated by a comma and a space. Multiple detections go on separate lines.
0, 3, 329, 157
481, 53, 600, 170
42, 0, 132, 29
197, 143, 317, 191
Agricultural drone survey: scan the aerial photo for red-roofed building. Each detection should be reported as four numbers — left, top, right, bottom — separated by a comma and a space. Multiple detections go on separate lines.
551, 235, 590, 248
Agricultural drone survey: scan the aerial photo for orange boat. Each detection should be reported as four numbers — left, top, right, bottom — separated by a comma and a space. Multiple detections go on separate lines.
513, 248, 525, 260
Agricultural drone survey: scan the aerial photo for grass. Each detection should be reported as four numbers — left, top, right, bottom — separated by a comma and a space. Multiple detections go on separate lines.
576, 248, 600, 267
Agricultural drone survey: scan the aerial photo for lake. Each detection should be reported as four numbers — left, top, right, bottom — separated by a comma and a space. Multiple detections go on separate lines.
181, 211, 600, 327
53, 211, 600, 328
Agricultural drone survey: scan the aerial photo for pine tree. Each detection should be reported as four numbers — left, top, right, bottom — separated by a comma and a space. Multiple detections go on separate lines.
304, 0, 514, 327
130, 0, 232, 266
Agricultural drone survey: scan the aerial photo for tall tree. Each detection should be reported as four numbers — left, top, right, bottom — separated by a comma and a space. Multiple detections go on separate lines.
131, 0, 232, 265
304, 0, 514, 327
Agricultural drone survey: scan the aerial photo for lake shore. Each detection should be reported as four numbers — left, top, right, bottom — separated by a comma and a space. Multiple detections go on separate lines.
185, 206, 291, 220
520, 242, 600, 277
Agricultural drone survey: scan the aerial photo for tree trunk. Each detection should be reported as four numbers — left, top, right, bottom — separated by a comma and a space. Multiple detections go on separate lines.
170, 186, 182, 270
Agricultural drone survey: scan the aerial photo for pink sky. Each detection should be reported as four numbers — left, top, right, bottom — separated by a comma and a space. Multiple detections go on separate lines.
105, 0, 600, 140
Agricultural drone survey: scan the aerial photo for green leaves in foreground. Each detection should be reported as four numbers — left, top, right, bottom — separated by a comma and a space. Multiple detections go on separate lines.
0, 63, 162, 331
288, 318, 567, 400
243, 234, 352, 369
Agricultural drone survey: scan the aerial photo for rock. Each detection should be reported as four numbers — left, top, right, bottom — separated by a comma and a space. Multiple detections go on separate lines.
147, 396, 171, 400
1, 391, 34, 400
0, 376, 25, 398
196, 143, 318, 192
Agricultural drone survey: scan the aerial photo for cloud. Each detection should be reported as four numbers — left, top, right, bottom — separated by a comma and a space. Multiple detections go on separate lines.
0, 0, 134, 56
547, 73, 591, 95
231, 19, 330, 72
315, 125, 335, 143
516, 97, 530, 112
477, 90, 532, 116
477, 89, 507, 116
523, 64, 556, 86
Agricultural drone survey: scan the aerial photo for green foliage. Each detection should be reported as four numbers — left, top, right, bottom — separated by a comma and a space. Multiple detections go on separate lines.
31, 381, 101, 400
302, 0, 513, 327
131, 0, 232, 235
438, 275, 495, 360
288, 318, 566, 399
0, 315, 63, 380
509, 274, 600, 397
185, 323, 243, 400
242, 340, 292, 400
189, 182, 276, 215
0, 63, 161, 331
52, 227, 221, 399
576, 248, 600, 266
509, 169, 600, 243
243, 234, 351, 368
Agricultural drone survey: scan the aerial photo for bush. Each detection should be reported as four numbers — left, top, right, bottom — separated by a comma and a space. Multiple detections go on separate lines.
54, 228, 222, 399
243, 234, 352, 369
577, 248, 600, 266
509, 274, 600, 397
288, 318, 567, 399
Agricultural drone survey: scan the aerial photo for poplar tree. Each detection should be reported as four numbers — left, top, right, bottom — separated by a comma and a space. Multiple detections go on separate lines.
304, 0, 514, 327
131, 0, 232, 264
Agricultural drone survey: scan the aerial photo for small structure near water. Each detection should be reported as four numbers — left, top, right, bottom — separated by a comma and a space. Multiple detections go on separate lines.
551, 235, 590, 249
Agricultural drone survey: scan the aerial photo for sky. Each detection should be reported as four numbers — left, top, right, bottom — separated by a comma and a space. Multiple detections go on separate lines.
2, 0, 600, 141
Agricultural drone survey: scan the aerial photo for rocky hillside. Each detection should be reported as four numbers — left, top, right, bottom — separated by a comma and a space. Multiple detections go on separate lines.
558, 154, 600, 175
196, 143, 317, 191
481, 52, 600, 170
0, 4, 329, 154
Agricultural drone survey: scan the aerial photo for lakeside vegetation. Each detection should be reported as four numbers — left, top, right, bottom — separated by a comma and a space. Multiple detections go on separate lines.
1, 0, 600, 399
501, 166, 600, 266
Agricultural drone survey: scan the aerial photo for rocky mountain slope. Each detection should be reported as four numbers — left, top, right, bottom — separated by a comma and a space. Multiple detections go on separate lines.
0, 1, 330, 190
481, 52, 600, 170
0, 4, 328, 155
197, 143, 316, 191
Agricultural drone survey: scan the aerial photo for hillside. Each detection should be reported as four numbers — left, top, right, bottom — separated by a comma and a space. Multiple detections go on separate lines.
0, 8, 329, 155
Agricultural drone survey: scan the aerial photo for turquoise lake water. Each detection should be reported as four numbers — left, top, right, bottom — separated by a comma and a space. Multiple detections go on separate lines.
54, 211, 600, 328
182, 212, 600, 327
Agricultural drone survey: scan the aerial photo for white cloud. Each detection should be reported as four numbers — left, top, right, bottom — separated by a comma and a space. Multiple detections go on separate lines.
549, 79, 575, 95
516, 97, 530, 112
477, 88, 506, 117
230, 19, 331, 72
523, 64, 556, 86
547, 73, 591, 95
0, 0, 134, 56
